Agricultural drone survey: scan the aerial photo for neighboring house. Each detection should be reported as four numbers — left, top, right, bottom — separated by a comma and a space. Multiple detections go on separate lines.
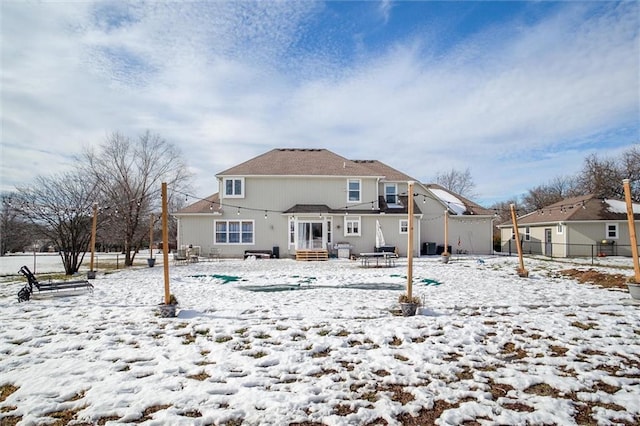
497, 194, 640, 258
173, 148, 495, 259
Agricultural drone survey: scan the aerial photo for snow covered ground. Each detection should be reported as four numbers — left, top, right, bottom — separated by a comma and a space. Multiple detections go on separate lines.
0, 253, 639, 425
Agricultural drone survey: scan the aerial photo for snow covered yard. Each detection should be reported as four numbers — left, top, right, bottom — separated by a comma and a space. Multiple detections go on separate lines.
0, 255, 639, 425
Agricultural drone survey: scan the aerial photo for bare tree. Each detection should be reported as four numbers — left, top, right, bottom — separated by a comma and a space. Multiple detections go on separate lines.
80, 131, 191, 266
576, 146, 640, 201
15, 171, 99, 275
1, 192, 34, 255
433, 167, 476, 198
521, 176, 582, 212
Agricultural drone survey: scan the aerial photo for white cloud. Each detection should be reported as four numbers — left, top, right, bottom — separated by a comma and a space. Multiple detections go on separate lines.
1, 1, 637, 206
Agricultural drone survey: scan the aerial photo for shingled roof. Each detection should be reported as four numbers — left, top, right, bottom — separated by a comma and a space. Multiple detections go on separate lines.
501, 194, 640, 226
217, 148, 383, 177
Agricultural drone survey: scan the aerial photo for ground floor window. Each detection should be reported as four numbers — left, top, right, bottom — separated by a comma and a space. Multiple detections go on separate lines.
399, 219, 408, 234
606, 223, 618, 239
345, 216, 361, 236
215, 220, 254, 244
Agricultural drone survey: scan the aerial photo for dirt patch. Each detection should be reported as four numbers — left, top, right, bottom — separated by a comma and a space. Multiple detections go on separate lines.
560, 269, 629, 289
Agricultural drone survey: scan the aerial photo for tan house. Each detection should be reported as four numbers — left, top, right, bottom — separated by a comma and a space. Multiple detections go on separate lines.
174, 148, 495, 259
498, 194, 640, 258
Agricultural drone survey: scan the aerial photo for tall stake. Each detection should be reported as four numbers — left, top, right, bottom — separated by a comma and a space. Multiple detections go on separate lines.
89, 202, 98, 275
443, 209, 449, 256
161, 183, 171, 304
407, 181, 415, 299
510, 203, 528, 277
149, 213, 154, 260
622, 179, 640, 282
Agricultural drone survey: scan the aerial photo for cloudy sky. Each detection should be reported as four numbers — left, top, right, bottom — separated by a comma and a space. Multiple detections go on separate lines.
1, 0, 638, 205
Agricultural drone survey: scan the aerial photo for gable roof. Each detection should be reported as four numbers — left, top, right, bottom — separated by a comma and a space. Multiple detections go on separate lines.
217, 148, 381, 177
500, 194, 640, 227
175, 193, 220, 214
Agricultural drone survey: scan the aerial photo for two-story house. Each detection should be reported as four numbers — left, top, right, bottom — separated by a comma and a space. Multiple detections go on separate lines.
174, 148, 495, 259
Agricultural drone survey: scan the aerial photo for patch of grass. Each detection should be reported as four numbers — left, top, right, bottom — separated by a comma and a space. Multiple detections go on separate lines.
524, 383, 561, 397
550, 345, 569, 357
333, 403, 357, 416
215, 335, 233, 343
311, 348, 331, 358
254, 332, 271, 339
317, 329, 330, 336
379, 384, 415, 404
571, 321, 596, 330
501, 342, 528, 360
389, 336, 402, 346
179, 409, 202, 418
186, 372, 210, 381
135, 404, 171, 423
248, 350, 267, 358
502, 402, 535, 412
235, 327, 248, 335
394, 354, 409, 362
0, 384, 18, 403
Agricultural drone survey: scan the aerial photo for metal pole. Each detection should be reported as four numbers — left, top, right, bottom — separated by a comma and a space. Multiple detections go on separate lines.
623, 179, 640, 282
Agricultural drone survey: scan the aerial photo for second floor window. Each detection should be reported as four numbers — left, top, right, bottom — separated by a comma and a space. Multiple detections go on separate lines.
385, 184, 398, 205
348, 179, 361, 203
224, 178, 244, 198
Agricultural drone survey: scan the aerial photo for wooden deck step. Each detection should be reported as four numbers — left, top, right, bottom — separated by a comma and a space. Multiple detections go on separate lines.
295, 249, 329, 261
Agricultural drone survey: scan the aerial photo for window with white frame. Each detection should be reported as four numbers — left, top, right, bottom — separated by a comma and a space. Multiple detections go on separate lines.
347, 179, 361, 203
525, 226, 531, 241
557, 223, 564, 234
289, 218, 295, 246
385, 184, 398, 205
606, 223, 618, 239
215, 220, 254, 244
344, 216, 361, 236
223, 177, 244, 198
399, 219, 408, 234
326, 219, 332, 244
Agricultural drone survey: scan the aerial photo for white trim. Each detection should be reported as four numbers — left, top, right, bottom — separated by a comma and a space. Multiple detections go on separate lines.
214, 219, 255, 244
344, 216, 361, 236
222, 177, 245, 198
347, 179, 361, 203
399, 219, 408, 234
605, 223, 619, 239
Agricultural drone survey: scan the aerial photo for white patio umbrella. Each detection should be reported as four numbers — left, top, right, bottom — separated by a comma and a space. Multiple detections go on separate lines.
375, 220, 386, 249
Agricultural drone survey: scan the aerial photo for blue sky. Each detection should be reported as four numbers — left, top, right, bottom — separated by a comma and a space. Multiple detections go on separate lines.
1, 0, 638, 205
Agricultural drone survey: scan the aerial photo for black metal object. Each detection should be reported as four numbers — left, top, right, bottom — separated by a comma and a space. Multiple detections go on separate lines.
17, 265, 93, 302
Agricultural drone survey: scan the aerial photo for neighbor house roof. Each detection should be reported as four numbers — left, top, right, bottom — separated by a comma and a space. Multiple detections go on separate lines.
498, 194, 640, 227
